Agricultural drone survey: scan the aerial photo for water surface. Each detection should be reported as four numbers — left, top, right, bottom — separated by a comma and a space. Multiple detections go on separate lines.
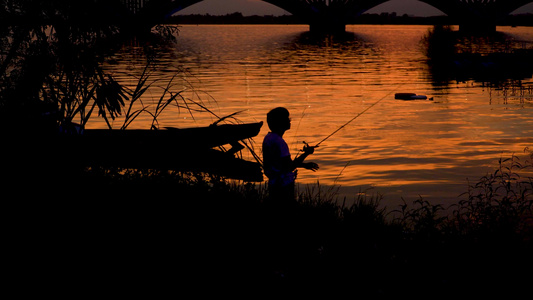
100, 24, 533, 208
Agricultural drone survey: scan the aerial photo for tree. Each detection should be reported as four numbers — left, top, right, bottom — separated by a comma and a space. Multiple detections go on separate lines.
0, 0, 129, 133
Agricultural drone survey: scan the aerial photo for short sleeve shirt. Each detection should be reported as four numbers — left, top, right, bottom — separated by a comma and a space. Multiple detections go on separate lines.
262, 132, 296, 186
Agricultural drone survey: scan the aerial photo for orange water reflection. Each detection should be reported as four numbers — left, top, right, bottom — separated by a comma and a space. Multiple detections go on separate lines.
98, 25, 533, 208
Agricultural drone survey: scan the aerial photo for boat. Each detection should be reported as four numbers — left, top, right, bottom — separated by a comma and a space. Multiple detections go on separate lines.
68, 122, 264, 182
81, 121, 263, 149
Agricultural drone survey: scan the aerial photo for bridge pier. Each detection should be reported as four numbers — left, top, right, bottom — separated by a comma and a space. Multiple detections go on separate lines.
309, 21, 346, 34
308, 13, 348, 34
459, 22, 497, 33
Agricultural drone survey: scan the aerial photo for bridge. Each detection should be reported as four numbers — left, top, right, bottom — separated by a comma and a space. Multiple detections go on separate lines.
121, 0, 532, 33
420, 0, 533, 32
264, 0, 533, 32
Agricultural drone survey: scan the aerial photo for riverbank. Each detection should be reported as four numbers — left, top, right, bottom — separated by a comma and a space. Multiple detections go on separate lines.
8, 155, 532, 297
170, 12, 533, 27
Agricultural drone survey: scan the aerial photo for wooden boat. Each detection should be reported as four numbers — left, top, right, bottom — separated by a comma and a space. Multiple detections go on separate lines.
82, 121, 263, 150
69, 122, 264, 181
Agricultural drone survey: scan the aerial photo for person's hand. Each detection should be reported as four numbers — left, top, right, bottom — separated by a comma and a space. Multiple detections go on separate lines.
303, 142, 317, 155
304, 162, 319, 172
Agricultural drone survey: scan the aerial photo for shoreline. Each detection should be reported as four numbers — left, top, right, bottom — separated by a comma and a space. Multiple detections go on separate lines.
169, 13, 533, 27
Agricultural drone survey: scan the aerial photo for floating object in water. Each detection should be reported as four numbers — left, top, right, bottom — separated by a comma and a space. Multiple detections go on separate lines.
395, 93, 429, 100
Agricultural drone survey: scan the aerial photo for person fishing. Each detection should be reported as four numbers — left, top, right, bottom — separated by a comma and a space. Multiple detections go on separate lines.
262, 107, 319, 202
261, 88, 394, 203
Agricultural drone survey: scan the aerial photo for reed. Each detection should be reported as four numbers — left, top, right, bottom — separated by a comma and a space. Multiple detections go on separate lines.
118, 61, 220, 130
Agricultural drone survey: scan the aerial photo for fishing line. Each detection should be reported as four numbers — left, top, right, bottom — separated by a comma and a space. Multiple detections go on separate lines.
293, 81, 417, 186
313, 84, 404, 148
315, 93, 387, 147
290, 104, 310, 150
333, 161, 351, 186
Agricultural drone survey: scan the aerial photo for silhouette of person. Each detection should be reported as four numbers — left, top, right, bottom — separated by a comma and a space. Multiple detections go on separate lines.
262, 107, 319, 202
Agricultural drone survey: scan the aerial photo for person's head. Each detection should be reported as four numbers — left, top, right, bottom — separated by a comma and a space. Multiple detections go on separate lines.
267, 107, 291, 133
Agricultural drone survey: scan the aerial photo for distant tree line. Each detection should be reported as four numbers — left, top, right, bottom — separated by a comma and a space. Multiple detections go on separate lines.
169, 12, 301, 25
170, 12, 533, 26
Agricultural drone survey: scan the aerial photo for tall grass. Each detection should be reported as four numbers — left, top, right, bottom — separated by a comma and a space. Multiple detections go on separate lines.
16, 151, 532, 297
454, 154, 533, 238
391, 153, 533, 242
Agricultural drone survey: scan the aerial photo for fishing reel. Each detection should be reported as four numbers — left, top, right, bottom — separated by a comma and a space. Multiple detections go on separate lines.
302, 141, 317, 154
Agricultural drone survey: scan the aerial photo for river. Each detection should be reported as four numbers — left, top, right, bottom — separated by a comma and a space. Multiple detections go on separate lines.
98, 24, 533, 209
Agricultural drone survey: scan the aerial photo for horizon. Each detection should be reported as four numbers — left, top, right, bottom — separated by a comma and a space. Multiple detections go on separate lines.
175, 0, 533, 17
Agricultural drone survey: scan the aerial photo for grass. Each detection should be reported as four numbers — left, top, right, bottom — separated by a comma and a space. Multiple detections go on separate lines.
9, 153, 530, 297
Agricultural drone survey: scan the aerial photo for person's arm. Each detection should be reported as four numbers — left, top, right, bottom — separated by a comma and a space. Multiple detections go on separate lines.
276, 142, 319, 173
293, 144, 319, 171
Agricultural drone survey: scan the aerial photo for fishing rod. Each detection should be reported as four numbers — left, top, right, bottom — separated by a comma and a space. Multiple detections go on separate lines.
302, 87, 400, 151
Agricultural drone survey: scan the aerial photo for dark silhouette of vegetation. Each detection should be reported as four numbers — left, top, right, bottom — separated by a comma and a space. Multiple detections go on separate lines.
12, 152, 531, 297
1, 1, 217, 188
1, 1, 133, 200
422, 24, 533, 85
1, 0, 127, 133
